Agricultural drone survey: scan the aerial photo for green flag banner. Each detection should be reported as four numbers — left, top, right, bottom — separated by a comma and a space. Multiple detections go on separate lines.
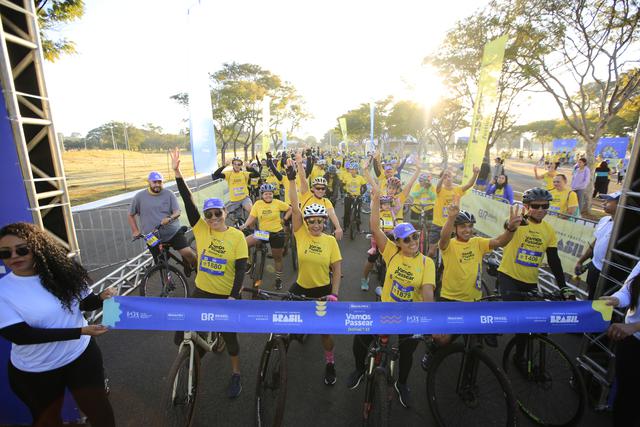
339, 117, 348, 152
262, 96, 271, 157
463, 35, 508, 183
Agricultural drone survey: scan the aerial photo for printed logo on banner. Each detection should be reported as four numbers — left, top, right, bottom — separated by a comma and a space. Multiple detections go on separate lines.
550, 313, 579, 324
480, 315, 508, 324
345, 313, 373, 329
379, 315, 402, 324
167, 312, 186, 321
272, 312, 303, 324
447, 316, 464, 324
127, 311, 152, 320
201, 312, 230, 321
407, 315, 432, 324
316, 301, 327, 317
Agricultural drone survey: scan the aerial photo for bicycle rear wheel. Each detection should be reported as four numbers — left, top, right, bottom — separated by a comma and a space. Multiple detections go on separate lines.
140, 264, 188, 298
349, 208, 357, 240
502, 334, 586, 426
251, 245, 266, 289
426, 343, 517, 427
160, 346, 201, 427
364, 368, 390, 427
256, 337, 288, 427
290, 232, 298, 271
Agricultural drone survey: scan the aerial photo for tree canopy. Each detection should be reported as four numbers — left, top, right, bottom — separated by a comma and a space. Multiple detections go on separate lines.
36, 0, 84, 62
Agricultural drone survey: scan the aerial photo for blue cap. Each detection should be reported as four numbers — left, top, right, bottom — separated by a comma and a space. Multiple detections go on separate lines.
393, 222, 417, 239
148, 171, 163, 181
202, 198, 225, 211
383, 164, 394, 171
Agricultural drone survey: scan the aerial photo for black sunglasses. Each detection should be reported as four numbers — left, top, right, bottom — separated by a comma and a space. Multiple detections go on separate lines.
313, 186, 326, 191
306, 218, 326, 225
400, 233, 420, 244
529, 203, 550, 210
204, 209, 224, 219
0, 245, 30, 260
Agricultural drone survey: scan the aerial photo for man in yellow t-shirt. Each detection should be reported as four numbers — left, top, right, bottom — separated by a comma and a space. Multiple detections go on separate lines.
549, 174, 579, 217
212, 157, 260, 216
342, 163, 367, 229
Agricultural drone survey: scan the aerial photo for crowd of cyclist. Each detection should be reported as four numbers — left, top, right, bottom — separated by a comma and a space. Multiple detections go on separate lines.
1, 145, 638, 426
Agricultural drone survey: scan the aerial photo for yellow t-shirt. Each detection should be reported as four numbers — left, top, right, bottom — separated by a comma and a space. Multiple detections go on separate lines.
249, 199, 290, 232
434, 186, 465, 227
381, 240, 435, 302
337, 169, 349, 184
378, 172, 390, 194
542, 170, 557, 191
309, 166, 325, 183
281, 176, 302, 205
410, 184, 436, 213
498, 221, 558, 284
249, 176, 260, 188
441, 237, 492, 302
193, 220, 248, 295
549, 188, 579, 215
343, 174, 367, 196
294, 227, 342, 288
300, 190, 334, 212
224, 170, 251, 202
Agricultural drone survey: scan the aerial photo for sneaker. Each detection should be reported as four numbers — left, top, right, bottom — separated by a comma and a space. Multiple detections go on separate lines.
361, 278, 369, 291
420, 351, 432, 372
346, 369, 364, 389
324, 363, 337, 385
394, 381, 412, 408
275, 278, 283, 290
227, 373, 242, 398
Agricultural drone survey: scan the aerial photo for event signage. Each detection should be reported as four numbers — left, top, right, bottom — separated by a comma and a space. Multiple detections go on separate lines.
552, 139, 578, 152
103, 297, 612, 335
339, 117, 348, 152
462, 35, 508, 183
595, 136, 629, 161
262, 96, 271, 156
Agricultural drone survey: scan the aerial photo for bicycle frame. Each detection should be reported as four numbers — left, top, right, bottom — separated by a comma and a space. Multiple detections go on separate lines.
454, 335, 486, 395
172, 331, 217, 402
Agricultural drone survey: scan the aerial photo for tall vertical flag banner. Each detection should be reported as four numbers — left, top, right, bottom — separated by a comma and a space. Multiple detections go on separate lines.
462, 35, 508, 183
262, 96, 271, 157
187, 3, 217, 174
370, 103, 375, 153
282, 129, 288, 149
339, 117, 348, 153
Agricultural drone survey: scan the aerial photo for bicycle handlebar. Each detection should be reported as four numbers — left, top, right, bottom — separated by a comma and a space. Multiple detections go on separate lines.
241, 287, 327, 301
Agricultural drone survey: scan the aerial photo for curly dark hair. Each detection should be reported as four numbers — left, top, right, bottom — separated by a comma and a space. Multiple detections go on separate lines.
0, 222, 90, 311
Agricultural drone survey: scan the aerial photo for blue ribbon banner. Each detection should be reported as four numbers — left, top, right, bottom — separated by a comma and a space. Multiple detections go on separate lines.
103, 297, 612, 335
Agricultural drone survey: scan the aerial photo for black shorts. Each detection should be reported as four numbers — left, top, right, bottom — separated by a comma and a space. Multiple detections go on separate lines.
165, 229, 189, 250
268, 231, 286, 249
367, 249, 380, 264
289, 282, 331, 299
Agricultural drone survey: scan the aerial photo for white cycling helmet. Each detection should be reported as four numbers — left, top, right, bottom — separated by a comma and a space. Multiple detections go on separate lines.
311, 177, 328, 187
303, 203, 328, 218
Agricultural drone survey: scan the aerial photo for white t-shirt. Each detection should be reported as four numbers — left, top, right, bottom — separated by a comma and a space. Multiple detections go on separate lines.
0, 273, 90, 372
612, 260, 640, 340
592, 216, 613, 271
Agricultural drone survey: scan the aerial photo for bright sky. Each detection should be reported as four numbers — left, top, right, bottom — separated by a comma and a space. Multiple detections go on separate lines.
43, 0, 558, 139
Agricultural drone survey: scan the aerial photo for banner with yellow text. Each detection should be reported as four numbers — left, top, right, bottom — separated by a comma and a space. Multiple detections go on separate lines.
339, 117, 348, 153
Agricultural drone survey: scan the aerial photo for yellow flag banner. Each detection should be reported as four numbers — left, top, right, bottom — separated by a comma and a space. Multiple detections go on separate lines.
460, 191, 595, 277
262, 96, 271, 157
463, 35, 508, 183
339, 117, 348, 152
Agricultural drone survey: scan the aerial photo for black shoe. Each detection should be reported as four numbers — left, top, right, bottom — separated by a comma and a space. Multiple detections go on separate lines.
324, 363, 337, 385
346, 369, 364, 389
483, 335, 498, 348
394, 381, 412, 408
227, 373, 242, 398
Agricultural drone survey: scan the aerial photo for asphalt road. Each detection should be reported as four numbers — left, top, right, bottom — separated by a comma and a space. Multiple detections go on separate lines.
94, 196, 614, 427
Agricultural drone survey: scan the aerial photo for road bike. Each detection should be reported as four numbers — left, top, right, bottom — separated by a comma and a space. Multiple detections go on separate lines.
407, 203, 435, 256
346, 194, 363, 240
159, 330, 226, 427
242, 287, 323, 427
500, 288, 587, 426
135, 223, 189, 298
248, 230, 286, 291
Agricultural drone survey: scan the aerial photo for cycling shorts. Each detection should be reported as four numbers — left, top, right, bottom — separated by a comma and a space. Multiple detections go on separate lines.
289, 282, 331, 299
150, 228, 189, 260
226, 197, 252, 213
268, 231, 286, 249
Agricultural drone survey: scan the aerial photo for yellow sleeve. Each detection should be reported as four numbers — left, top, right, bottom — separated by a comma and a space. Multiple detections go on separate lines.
568, 191, 579, 208
326, 198, 334, 209
546, 224, 558, 248
422, 256, 436, 287
329, 237, 342, 264
249, 203, 259, 217
381, 239, 397, 263
277, 199, 290, 212
456, 187, 465, 197
235, 230, 249, 259
478, 237, 491, 254
359, 176, 367, 186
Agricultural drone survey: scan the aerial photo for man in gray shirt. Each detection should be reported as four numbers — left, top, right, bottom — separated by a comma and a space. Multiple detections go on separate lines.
128, 171, 196, 271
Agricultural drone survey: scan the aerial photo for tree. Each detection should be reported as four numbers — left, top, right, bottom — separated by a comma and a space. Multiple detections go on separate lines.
513, 0, 640, 213
335, 97, 393, 152
36, 0, 84, 62
426, 98, 469, 167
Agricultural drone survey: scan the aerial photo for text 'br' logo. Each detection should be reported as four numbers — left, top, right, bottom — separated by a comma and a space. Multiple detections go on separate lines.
480, 316, 493, 324
550, 315, 579, 324
273, 313, 303, 323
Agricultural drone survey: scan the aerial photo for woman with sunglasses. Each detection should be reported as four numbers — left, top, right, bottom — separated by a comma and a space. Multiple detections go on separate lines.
286, 161, 343, 386
497, 187, 571, 369
239, 183, 292, 290
170, 148, 248, 399
347, 184, 435, 408
0, 222, 116, 427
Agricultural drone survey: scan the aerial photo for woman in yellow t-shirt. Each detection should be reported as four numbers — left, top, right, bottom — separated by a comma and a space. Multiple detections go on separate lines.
170, 148, 247, 399
287, 161, 342, 386
533, 161, 558, 191
347, 184, 435, 407
239, 183, 292, 290
549, 174, 579, 217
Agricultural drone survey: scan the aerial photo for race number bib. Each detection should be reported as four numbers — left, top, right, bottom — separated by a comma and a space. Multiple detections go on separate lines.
389, 280, 414, 302
199, 254, 227, 276
254, 229, 270, 241
381, 219, 394, 229
442, 206, 449, 218
515, 248, 543, 267
143, 232, 159, 247
233, 187, 245, 197
250, 177, 259, 186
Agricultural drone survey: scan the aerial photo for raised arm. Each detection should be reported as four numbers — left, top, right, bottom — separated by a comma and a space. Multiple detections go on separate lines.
287, 160, 303, 232
267, 156, 283, 181
400, 159, 421, 200
460, 165, 480, 192
171, 148, 200, 227
369, 184, 387, 254
489, 204, 521, 250
439, 199, 459, 251
295, 150, 309, 194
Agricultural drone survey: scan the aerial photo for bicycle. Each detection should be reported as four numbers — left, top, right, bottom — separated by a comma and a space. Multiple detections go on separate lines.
135, 223, 189, 298
407, 202, 435, 255
347, 194, 363, 240
159, 330, 226, 427
226, 202, 248, 229
282, 220, 298, 271
242, 287, 321, 427
361, 334, 428, 426
366, 233, 387, 290
500, 288, 587, 426
425, 298, 518, 427
248, 230, 286, 291
360, 184, 372, 215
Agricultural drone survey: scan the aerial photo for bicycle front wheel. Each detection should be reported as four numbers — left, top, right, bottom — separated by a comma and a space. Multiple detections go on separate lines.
426, 343, 517, 427
140, 264, 189, 298
365, 368, 390, 427
290, 233, 298, 271
160, 346, 201, 427
502, 334, 586, 426
256, 337, 288, 427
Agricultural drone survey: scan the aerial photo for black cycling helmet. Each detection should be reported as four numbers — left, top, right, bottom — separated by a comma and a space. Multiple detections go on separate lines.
522, 187, 553, 204
231, 156, 243, 165
454, 210, 476, 226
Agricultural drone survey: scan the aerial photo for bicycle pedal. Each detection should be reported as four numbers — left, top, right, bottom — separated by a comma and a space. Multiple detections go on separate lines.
254, 280, 262, 288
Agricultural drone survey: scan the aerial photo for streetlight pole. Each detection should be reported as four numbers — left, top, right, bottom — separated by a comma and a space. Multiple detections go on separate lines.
110, 124, 116, 150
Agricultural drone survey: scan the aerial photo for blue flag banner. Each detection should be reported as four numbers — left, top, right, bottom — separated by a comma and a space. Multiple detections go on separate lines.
103, 297, 612, 335
552, 139, 578, 152
595, 136, 629, 160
